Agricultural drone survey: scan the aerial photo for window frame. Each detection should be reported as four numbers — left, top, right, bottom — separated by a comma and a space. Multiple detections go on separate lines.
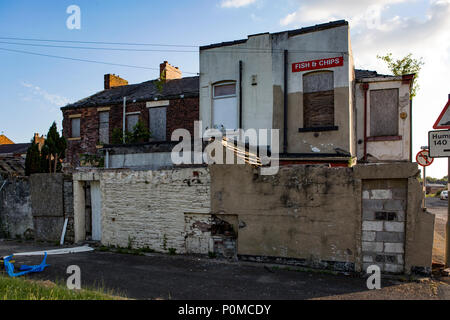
98, 111, 110, 145
70, 117, 81, 139
211, 81, 238, 132
301, 71, 337, 132
368, 88, 400, 138
213, 82, 237, 100
126, 112, 140, 133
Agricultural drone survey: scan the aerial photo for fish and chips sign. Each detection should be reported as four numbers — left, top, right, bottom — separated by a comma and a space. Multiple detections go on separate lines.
292, 56, 344, 73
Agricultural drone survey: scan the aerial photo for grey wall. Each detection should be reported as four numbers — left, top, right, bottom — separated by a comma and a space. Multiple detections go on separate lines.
30, 173, 74, 242
0, 175, 33, 239
109, 152, 173, 170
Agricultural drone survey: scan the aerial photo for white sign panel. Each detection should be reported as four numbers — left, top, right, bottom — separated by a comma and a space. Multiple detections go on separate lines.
429, 130, 450, 158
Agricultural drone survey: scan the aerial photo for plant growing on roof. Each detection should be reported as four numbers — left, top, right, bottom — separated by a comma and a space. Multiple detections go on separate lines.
377, 53, 424, 99
110, 122, 151, 145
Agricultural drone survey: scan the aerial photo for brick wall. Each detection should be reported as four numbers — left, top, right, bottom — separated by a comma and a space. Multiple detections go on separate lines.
100, 168, 210, 253
62, 97, 199, 169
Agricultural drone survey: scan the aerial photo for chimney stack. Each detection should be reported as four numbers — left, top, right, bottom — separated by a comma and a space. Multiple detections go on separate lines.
104, 74, 128, 90
33, 133, 45, 151
160, 61, 182, 82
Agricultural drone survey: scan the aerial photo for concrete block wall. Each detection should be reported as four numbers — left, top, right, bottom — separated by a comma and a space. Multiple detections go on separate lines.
29, 173, 74, 242
0, 175, 33, 239
99, 167, 210, 253
362, 184, 406, 274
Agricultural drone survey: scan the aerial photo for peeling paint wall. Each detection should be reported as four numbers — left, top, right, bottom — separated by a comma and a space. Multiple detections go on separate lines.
355, 80, 411, 161
212, 163, 434, 274
211, 164, 361, 271
200, 23, 354, 156
97, 168, 211, 253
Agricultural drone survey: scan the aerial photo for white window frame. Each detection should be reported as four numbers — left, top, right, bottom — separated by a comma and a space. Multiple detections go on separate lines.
212, 82, 238, 132
213, 82, 237, 100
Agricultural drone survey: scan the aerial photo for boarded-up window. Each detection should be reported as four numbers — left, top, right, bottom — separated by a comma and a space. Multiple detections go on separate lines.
126, 114, 139, 133
71, 118, 80, 138
303, 71, 334, 128
98, 111, 109, 144
213, 82, 238, 130
370, 89, 399, 137
149, 107, 167, 141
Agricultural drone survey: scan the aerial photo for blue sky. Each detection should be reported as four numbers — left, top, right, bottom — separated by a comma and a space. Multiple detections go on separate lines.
0, 0, 449, 177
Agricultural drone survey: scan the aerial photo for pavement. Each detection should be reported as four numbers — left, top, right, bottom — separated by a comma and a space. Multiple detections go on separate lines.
0, 240, 449, 300
426, 197, 448, 265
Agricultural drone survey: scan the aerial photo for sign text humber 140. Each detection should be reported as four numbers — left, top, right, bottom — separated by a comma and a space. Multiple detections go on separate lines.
429, 130, 450, 158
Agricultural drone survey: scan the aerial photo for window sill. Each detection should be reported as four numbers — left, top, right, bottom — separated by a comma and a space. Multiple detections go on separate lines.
298, 126, 339, 133
366, 136, 402, 142
68, 137, 81, 141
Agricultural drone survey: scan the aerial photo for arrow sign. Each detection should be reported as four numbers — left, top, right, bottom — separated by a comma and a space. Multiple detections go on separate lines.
433, 96, 450, 129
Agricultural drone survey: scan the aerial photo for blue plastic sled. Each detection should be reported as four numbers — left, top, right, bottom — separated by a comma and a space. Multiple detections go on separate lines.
3, 253, 50, 277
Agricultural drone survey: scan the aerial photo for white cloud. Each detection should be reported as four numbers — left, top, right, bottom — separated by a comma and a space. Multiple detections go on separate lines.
280, 0, 413, 27
21, 82, 71, 108
220, 0, 257, 8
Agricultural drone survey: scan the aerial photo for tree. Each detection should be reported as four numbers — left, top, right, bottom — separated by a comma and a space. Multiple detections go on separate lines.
25, 139, 42, 176
43, 122, 67, 173
377, 53, 424, 99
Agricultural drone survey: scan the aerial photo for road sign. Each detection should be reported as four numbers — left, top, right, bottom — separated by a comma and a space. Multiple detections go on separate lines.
433, 96, 450, 129
416, 149, 434, 167
429, 130, 450, 158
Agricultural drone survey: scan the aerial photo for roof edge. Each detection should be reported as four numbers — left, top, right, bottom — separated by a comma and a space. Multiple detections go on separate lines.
200, 20, 348, 51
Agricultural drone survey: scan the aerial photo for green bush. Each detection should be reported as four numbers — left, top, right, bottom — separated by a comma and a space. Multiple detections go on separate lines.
110, 121, 151, 145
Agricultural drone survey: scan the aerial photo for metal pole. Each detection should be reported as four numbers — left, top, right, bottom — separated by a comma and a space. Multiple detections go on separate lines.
423, 166, 426, 208
446, 158, 450, 267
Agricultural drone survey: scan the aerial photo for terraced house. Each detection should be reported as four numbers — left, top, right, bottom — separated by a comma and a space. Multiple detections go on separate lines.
61, 61, 199, 170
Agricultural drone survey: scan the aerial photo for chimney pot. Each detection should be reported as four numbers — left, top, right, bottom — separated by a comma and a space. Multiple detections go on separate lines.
104, 74, 128, 90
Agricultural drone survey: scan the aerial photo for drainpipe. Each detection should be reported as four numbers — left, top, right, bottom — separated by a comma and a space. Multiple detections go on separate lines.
239, 60, 243, 131
105, 150, 109, 169
410, 98, 413, 162
363, 83, 369, 161
283, 50, 288, 154
122, 97, 127, 143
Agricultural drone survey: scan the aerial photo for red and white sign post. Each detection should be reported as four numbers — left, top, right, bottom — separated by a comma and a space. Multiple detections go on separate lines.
416, 149, 433, 209
430, 94, 450, 267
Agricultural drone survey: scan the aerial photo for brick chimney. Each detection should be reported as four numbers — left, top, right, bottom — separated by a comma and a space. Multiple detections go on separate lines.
33, 133, 45, 151
104, 74, 128, 90
160, 61, 182, 82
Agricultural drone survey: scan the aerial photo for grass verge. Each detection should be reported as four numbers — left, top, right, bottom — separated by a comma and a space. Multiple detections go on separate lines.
0, 275, 126, 300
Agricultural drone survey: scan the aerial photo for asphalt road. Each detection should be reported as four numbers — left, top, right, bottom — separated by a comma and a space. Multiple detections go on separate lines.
426, 197, 448, 265
0, 240, 447, 300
